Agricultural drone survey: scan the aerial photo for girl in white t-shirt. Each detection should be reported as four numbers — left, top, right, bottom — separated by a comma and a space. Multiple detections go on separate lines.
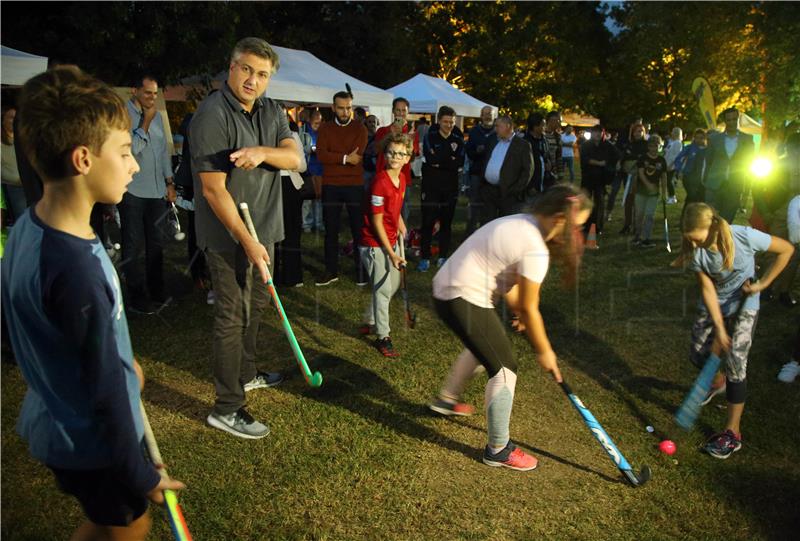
428, 185, 592, 471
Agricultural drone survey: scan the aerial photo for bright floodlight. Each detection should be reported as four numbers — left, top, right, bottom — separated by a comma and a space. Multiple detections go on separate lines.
750, 157, 773, 179
583, 131, 591, 140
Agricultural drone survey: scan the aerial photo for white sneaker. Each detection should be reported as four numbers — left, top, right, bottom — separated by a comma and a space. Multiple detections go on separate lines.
667, 196, 678, 204
243, 371, 283, 392
207, 408, 269, 439
207, 290, 215, 305
777, 360, 799, 383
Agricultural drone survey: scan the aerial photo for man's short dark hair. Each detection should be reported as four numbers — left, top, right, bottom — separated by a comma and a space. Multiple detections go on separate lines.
354, 107, 366, 117
722, 107, 739, 118
133, 73, 158, 88
546, 110, 561, 121
392, 97, 410, 110
438, 105, 455, 118
526, 113, 544, 131
333, 90, 352, 102
231, 37, 280, 73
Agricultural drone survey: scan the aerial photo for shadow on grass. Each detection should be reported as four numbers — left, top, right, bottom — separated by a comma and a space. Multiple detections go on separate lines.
284, 352, 624, 484
543, 306, 695, 429
712, 463, 800, 540
142, 378, 212, 425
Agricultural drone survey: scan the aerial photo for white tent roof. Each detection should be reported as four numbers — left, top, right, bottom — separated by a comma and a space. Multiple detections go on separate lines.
181, 45, 394, 125
1, 46, 48, 86
386, 74, 497, 118
716, 112, 762, 136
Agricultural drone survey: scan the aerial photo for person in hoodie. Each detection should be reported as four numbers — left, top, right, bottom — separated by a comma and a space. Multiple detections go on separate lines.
418, 105, 464, 272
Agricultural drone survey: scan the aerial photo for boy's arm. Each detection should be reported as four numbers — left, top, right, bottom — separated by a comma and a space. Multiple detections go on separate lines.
46, 270, 161, 496
370, 213, 404, 269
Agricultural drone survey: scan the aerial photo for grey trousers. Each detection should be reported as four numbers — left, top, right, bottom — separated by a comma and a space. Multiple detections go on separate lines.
206, 244, 274, 415
635, 193, 659, 240
359, 245, 401, 339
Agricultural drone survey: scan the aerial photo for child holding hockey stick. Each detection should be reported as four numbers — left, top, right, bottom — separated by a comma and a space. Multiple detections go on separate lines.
676, 203, 793, 458
428, 185, 592, 471
358, 133, 412, 357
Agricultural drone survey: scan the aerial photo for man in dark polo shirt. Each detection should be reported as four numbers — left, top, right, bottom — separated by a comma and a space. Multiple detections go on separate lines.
190, 37, 300, 439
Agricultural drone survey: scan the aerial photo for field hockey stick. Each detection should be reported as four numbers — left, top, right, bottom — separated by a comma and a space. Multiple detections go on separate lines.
559, 379, 652, 487
674, 282, 752, 430
239, 203, 323, 387
398, 235, 416, 328
139, 402, 193, 541
662, 197, 671, 253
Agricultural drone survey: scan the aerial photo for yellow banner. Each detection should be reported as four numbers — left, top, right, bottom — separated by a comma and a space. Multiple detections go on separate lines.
691, 77, 716, 130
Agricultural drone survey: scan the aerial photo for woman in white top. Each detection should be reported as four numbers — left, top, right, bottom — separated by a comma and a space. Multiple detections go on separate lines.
428, 185, 592, 471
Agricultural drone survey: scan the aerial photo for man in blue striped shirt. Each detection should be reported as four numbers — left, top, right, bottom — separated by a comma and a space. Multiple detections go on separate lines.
120, 75, 176, 314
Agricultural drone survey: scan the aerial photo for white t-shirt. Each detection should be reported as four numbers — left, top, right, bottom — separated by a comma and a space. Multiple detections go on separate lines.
432, 214, 550, 308
561, 133, 577, 158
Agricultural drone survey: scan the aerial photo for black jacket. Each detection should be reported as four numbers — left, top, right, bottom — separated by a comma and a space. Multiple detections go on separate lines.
483, 135, 533, 200
465, 123, 496, 174
422, 124, 465, 192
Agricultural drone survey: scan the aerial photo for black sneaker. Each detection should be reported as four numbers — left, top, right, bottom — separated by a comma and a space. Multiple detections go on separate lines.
375, 337, 399, 358
640, 239, 656, 248
315, 272, 339, 286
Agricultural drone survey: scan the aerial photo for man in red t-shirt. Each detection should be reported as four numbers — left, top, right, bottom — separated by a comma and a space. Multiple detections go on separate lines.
374, 97, 419, 226
358, 132, 412, 357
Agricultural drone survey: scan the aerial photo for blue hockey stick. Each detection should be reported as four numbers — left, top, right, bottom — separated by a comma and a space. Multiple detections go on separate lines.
560, 380, 651, 487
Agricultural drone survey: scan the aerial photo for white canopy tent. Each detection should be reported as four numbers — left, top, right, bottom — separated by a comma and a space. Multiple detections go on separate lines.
176, 45, 394, 125
1, 46, 48, 86
386, 74, 497, 119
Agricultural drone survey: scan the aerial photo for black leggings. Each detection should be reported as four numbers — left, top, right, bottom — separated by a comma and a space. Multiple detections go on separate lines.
434, 297, 517, 376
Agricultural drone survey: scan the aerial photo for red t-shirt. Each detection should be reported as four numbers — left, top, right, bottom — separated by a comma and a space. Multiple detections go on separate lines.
374, 125, 420, 185
360, 169, 407, 248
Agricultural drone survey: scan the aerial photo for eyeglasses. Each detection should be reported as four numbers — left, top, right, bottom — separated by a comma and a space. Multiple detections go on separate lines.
233, 61, 271, 82
385, 151, 410, 158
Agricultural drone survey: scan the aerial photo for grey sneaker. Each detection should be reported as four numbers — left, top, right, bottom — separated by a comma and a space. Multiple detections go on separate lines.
207, 408, 270, 439
244, 371, 284, 392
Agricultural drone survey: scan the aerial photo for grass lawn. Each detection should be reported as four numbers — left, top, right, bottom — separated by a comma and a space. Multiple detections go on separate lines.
2, 172, 799, 540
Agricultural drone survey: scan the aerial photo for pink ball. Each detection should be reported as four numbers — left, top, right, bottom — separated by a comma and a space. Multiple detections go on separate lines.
659, 440, 677, 455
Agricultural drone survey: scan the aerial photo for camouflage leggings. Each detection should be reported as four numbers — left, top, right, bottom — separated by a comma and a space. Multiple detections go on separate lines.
689, 309, 759, 383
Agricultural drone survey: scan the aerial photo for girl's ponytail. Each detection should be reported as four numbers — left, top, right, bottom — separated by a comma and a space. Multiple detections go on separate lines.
713, 212, 735, 270
531, 185, 593, 287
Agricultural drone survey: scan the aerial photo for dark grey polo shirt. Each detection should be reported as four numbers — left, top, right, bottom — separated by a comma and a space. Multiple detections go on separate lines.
190, 83, 292, 251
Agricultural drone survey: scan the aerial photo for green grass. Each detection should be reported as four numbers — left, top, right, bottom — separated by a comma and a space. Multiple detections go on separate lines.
3, 177, 799, 540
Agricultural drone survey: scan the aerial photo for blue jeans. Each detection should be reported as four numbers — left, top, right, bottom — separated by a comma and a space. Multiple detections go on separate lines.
561, 156, 575, 182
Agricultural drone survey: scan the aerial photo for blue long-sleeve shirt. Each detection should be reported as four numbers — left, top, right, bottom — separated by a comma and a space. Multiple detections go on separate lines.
127, 99, 173, 199
1, 209, 160, 495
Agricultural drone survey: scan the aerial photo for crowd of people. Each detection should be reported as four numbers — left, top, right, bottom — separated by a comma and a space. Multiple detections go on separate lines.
1, 36, 798, 540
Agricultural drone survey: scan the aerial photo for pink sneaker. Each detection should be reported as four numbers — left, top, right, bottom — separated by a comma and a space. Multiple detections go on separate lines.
483, 442, 538, 471
429, 398, 476, 416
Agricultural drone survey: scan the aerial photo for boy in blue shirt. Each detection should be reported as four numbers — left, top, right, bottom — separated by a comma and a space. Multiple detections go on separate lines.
2, 66, 184, 540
